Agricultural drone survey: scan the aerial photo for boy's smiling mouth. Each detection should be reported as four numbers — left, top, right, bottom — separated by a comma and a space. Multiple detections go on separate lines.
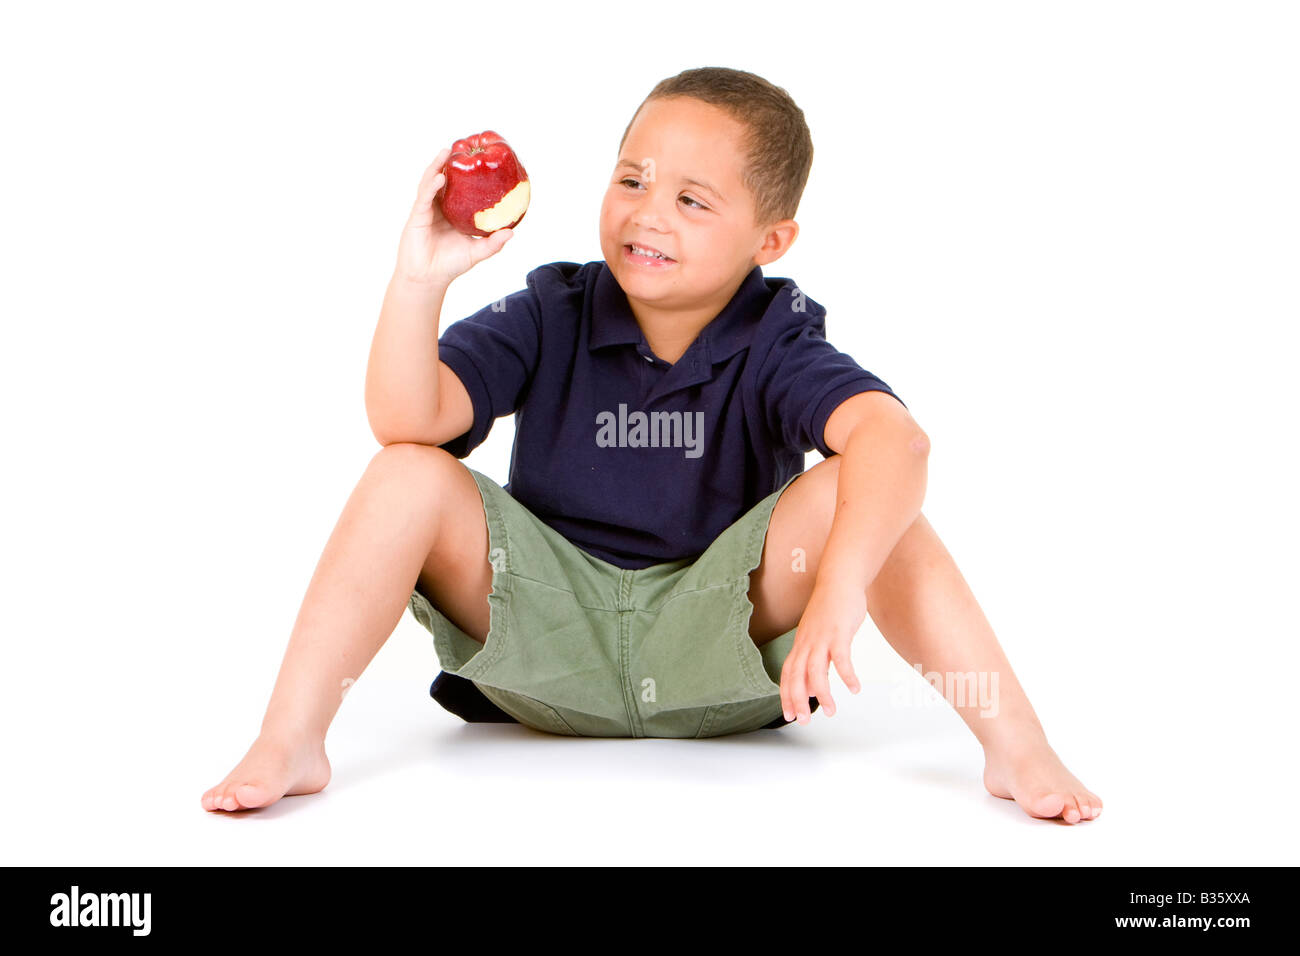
624, 242, 677, 267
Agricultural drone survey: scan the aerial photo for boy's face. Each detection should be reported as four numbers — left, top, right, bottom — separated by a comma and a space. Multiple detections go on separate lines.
599, 96, 795, 315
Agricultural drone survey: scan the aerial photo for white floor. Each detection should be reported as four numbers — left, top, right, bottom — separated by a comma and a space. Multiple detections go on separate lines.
6, 605, 1287, 866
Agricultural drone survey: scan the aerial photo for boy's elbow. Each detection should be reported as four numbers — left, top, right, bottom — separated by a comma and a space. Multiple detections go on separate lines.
843, 418, 931, 458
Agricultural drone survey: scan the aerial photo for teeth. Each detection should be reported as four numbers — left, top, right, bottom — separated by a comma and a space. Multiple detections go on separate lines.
631, 244, 667, 260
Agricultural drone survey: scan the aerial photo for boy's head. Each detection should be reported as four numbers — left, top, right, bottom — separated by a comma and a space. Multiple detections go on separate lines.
599, 67, 813, 314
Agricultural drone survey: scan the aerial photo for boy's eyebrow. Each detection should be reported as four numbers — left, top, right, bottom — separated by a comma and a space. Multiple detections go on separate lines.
614, 159, 725, 202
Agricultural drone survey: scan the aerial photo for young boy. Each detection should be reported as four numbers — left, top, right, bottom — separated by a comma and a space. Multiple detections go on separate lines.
203, 67, 1101, 824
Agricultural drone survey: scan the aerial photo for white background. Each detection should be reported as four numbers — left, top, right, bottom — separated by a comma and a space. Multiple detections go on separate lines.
2, 0, 1296, 865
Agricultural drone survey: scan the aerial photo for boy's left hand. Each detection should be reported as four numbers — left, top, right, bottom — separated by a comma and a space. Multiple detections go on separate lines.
779, 577, 866, 723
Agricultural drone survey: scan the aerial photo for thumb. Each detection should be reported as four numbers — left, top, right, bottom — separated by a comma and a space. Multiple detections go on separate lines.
470, 227, 513, 263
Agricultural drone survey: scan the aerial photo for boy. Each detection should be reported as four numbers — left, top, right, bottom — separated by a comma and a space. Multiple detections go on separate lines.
203, 67, 1101, 824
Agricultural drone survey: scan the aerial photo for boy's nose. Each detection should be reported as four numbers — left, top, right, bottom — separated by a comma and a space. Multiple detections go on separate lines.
631, 188, 675, 228
631, 207, 670, 233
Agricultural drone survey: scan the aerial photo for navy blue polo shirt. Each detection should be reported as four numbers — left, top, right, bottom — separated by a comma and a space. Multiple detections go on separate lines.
435, 259, 905, 570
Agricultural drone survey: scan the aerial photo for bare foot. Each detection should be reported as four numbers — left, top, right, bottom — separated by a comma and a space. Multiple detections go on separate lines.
983, 737, 1102, 825
201, 732, 331, 812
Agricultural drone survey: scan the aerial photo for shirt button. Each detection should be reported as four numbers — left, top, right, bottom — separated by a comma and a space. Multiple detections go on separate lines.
644, 354, 654, 363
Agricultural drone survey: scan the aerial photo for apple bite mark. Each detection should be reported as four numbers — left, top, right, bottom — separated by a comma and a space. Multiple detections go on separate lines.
473, 179, 531, 233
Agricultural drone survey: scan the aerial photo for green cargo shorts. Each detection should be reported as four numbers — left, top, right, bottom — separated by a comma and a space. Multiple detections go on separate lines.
406, 467, 812, 738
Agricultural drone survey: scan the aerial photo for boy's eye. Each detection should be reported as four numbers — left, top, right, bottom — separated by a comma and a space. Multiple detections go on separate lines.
618, 178, 707, 210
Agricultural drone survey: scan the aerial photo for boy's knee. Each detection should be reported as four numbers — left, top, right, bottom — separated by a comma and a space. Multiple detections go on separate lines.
368, 441, 459, 482
803, 454, 842, 505
776, 455, 841, 546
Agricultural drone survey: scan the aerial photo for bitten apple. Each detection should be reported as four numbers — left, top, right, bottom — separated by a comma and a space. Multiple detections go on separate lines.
437, 131, 530, 237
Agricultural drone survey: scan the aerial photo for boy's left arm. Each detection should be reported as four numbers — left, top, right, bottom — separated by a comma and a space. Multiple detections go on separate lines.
780, 389, 930, 724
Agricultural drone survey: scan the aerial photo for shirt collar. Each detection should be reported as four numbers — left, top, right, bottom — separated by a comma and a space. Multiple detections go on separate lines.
589, 260, 772, 367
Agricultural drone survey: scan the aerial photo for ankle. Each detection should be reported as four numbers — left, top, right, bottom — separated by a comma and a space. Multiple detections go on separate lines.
977, 711, 1051, 758
257, 719, 328, 749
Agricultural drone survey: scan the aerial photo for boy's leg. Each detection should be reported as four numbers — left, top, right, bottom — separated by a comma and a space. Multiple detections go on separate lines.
201, 443, 494, 813
748, 455, 1102, 824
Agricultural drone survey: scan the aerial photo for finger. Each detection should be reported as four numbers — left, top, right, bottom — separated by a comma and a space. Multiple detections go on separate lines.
808, 646, 836, 717
418, 148, 452, 192
415, 171, 447, 215
415, 168, 441, 206
408, 179, 443, 232
830, 641, 860, 695
424, 169, 446, 201
780, 656, 794, 722
788, 649, 810, 724
412, 151, 453, 219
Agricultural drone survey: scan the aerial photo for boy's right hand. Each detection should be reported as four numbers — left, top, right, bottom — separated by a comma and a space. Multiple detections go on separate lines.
395, 147, 515, 287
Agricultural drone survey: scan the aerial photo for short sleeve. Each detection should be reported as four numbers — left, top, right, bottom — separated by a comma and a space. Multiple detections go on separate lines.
758, 320, 905, 459
435, 285, 542, 459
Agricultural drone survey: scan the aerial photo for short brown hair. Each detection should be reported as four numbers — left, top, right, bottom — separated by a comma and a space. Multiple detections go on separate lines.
618, 66, 814, 230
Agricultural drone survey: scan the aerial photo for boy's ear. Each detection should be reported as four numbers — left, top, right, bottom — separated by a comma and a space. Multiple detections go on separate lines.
753, 219, 799, 266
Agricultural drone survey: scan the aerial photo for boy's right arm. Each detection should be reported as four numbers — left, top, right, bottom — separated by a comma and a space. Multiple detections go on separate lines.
364, 147, 515, 447
364, 276, 474, 447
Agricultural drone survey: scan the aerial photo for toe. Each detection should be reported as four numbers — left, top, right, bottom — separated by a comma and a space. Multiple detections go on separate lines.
1062, 795, 1082, 824
1028, 791, 1067, 819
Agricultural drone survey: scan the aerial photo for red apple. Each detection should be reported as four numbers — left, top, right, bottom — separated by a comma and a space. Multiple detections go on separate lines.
437, 130, 531, 237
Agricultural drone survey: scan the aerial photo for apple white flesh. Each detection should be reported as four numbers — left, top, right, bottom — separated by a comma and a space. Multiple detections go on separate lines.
473, 180, 531, 233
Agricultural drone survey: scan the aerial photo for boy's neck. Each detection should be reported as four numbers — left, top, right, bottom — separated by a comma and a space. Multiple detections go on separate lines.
626, 264, 754, 366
